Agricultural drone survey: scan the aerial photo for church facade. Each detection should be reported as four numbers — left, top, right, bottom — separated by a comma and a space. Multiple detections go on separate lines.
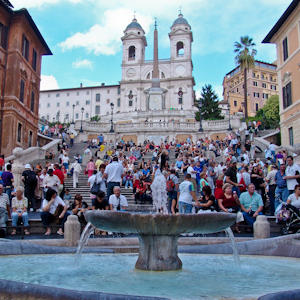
39, 14, 196, 123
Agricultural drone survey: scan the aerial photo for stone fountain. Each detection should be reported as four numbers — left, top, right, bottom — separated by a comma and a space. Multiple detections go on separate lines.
84, 210, 236, 271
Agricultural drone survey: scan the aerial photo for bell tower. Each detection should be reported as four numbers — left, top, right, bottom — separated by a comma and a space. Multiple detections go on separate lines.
169, 13, 193, 61
121, 17, 147, 66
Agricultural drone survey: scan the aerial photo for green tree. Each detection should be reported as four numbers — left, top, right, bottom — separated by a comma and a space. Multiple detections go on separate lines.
262, 95, 280, 129
195, 84, 224, 121
245, 95, 279, 129
90, 115, 101, 122
234, 36, 257, 119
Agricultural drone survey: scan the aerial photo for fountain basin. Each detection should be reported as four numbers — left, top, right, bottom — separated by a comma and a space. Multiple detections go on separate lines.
84, 211, 237, 271
84, 211, 237, 235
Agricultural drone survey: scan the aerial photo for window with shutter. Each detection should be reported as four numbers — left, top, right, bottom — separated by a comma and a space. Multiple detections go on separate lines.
20, 80, 25, 103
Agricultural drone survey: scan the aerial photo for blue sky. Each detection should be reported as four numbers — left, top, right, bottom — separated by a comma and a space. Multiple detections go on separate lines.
13, 0, 290, 99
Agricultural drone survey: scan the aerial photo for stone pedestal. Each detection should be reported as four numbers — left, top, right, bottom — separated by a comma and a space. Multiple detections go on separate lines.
64, 215, 81, 246
135, 235, 182, 271
82, 154, 92, 166
254, 215, 270, 239
11, 147, 25, 189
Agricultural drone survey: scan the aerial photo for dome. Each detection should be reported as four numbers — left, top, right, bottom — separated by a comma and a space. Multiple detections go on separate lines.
126, 18, 144, 31
172, 13, 189, 26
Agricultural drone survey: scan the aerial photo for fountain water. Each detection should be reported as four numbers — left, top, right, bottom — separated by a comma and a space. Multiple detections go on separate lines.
151, 168, 168, 214
75, 222, 94, 266
224, 227, 240, 266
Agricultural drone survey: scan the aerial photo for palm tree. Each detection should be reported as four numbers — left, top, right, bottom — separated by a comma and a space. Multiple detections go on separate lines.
234, 36, 257, 119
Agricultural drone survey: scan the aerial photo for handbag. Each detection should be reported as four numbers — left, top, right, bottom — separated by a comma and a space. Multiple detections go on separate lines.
53, 204, 64, 224
90, 181, 100, 195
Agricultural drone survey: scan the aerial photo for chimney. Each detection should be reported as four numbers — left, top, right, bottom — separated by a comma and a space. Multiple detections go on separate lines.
101, 83, 105, 86
80, 83, 82, 88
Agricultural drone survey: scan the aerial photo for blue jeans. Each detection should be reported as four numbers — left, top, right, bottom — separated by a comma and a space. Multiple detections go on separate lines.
275, 186, 289, 209
168, 191, 178, 212
236, 148, 241, 156
125, 180, 133, 188
11, 211, 29, 227
4, 187, 12, 204
271, 151, 276, 163
41, 211, 69, 229
0, 207, 8, 233
242, 211, 263, 226
179, 202, 192, 214
107, 182, 120, 202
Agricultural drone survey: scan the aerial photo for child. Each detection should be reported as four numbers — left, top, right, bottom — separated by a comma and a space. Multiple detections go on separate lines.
63, 189, 72, 209
125, 171, 133, 188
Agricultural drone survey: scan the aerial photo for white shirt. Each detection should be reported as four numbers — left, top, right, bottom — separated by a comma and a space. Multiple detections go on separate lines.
84, 148, 92, 155
287, 193, 300, 209
104, 161, 124, 183
269, 144, 276, 151
109, 194, 128, 211
187, 166, 196, 179
178, 180, 193, 204
70, 162, 82, 173
62, 156, 69, 164
42, 196, 65, 215
286, 163, 300, 191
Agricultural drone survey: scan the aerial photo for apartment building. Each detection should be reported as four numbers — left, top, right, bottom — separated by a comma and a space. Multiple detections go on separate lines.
223, 61, 278, 117
0, 0, 51, 156
263, 0, 300, 146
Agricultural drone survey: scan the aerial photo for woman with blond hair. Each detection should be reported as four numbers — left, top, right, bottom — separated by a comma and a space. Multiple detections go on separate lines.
218, 183, 243, 233
11, 186, 29, 235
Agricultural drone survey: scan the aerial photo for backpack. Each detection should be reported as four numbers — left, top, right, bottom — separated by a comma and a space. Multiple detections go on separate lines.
166, 175, 175, 192
26, 171, 37, 186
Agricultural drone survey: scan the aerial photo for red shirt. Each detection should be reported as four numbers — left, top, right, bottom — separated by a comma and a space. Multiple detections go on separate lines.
220, 193, 237, 208
0, 157, 4, 167
53, 169, 64, 184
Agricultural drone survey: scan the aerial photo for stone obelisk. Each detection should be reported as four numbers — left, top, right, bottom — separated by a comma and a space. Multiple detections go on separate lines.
148, 18, 164, 110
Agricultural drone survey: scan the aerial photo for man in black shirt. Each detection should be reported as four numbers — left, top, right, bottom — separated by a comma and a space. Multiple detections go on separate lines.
225, 157, 243, 196
92, 191, 109, 210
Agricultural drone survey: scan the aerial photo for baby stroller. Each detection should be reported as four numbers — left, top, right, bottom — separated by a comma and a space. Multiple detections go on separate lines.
276, 197, 300, 235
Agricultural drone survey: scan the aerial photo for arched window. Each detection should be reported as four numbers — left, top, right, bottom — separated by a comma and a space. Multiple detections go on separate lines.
106, 111, 109, 115
161, 71, 165, 78
46, 114, 50, 121
75, 113, 79, 119
96, 94, 100, 102
146, 72, 150, 79
85, 113, 89, 119
65, 114, 69, 120
129, 46, 136, 59
177, 41, 184, 57
95, 105, 100, 114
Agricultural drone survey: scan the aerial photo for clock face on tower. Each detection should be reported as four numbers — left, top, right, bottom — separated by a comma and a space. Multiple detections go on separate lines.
127, 68, 136, 77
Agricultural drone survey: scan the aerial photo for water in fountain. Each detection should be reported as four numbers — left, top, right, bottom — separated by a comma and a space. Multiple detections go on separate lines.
224, 227, 240, 266
151, 168, 168, 214
75, 222, 94, 266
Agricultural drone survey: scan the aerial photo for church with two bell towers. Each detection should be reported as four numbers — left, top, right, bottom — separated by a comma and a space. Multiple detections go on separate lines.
119, 13, 196, 113
39, 14, 197, 126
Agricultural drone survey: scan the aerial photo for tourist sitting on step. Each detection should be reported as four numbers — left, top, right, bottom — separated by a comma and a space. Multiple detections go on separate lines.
71, 194, 90, 224
92, 191, 109, 211
43, 169, 61, 194
239, 183, 264, 227
109, 186, 128, 211
11, 186, 30, 236
125, 171, 133, 189
135, 181, 146, 205
41, 188, 69, 236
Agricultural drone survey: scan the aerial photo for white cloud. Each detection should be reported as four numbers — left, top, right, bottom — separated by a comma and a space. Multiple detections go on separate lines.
72, 59, 93, 69
59, 8, 153, 56
40, 75, 59, 90
12, 0, 83, 8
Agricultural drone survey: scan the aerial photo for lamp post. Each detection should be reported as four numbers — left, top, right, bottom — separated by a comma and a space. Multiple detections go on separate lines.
135, 97, 137, 111
227, 93, 232, 131
80, 107, 84, 132
198, 99, 203, 132
72, 104, 75, 124
56, 110, 60, 123
110, 102, 114, 133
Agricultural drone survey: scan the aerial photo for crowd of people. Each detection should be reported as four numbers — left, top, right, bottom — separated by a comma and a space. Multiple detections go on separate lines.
1, 130, 300, 238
